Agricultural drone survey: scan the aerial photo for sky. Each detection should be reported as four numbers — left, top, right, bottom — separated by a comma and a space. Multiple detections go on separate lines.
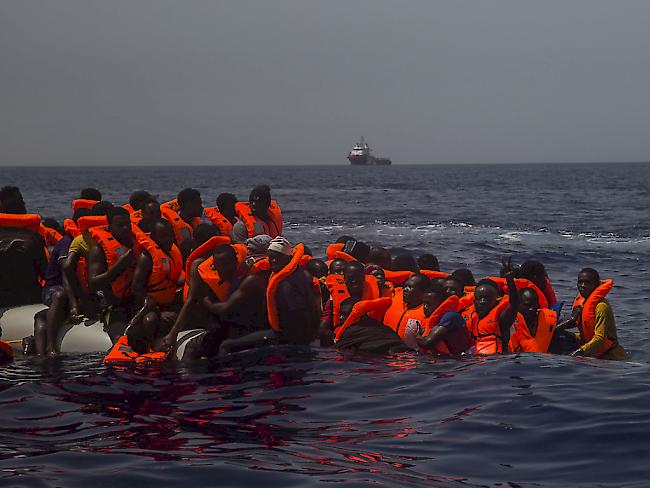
1, 0, 650, 166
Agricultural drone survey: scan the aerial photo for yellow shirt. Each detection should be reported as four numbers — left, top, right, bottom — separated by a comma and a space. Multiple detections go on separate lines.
69, 234, 93, 256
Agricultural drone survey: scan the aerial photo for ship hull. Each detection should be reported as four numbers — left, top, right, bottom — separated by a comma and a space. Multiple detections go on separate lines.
347, 155, 392, 166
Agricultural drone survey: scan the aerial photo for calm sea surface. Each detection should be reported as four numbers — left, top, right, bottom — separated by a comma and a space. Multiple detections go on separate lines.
1, 163, 650, 487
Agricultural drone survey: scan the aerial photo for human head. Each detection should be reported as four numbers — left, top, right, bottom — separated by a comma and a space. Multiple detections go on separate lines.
365, 264, 386, 287
216, 193, 238, 219
367, 247, 392, 269
128, 190, 151, 212
193, 223, 218, 246
246, 234, 272, 257
474, 279, 500, 319
339, 297, 360, 325
177, 188, 203, 219
267, 236, 293, 273
151, 220, 175, 253
443, 277, 464, 298
107, 207, 133, 246
329, 258, 346, 275
577, 268, 600, 299
80, 188, 102, 201
42, 218, 64, 235
403, 273, 431, 309
393, 254, 419, 273
306, 259, 328, 279
343, 261, 366, 298
423, 280, 446, 317
418, 254, 440, 271
518, 288, 540, 324
91, 201, 114, 216
519, 260, 547, 290
141, 198, 161, 222
0, 186, 26, 214
450, 268, 476, 287
249, 185, 272, 218
212, 244, 239, 281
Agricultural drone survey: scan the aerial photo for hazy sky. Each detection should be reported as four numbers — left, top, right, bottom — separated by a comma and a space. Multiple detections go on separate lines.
2, 1, 650, 165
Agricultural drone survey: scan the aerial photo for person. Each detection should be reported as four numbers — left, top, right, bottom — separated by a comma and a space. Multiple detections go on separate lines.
126, 190, 152, 213
462, 264, 519, 354
80, 188, 102, 202
383, 273, 430, 339
0, 186, 48, 307
450, 268, 476, 288
204, 193, 238, 237
392, 254, 419, 273
335, 297, 410, 354
265, 237, 319, 344
418, 254, 440, 272
518, 260, 558, 309
367, 247, 392, 270
328, 258, 346, 276
136, 197, 162, 234
556, 268, 626, 360
164, 188, 204, 248
306, 259, 330, 307
31, 207, 91, 355
508, 288, 557, 353
161, 244, 249, 358
128, 220, 184, 353
87, 207, 137, 331
232, 185, 282, 242
416, 281, 472, 355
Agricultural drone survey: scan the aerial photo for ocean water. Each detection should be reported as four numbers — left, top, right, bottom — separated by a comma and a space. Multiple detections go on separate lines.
1, 163, 650, 486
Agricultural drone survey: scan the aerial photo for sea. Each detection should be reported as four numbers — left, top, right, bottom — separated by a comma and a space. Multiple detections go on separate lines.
1, 163, 649, 487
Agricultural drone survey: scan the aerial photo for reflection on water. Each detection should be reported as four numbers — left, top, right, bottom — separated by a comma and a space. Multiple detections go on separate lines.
1, 349, 649, 487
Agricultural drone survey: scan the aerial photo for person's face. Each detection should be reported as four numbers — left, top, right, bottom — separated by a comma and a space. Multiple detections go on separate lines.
142, 202, 161, 222
577, 272, 598, 299
250, 194, 270, 217
344, 267, 365, 297
152, 224, 175, 253
474, 285, 498, 319
518, 291, 539, 323
423, 292, 443, 317
219, 200, 236, 217
402, 277, 424, 308
444, 279, 464, 298
184, 198, 204, 219
268, 250, 291, 273
214, 252, 238, 280
329, 260, 345, 275
109, 215, 134, 247
370, 268, 386, 286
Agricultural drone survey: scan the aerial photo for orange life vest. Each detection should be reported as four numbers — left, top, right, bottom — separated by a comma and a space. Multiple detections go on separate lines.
103, 335, 168, 363
458, 293, 474, 312
182, 236, 232, 301
161, 207, 195, 246
330, 275, 381, 329
463, 299, 510, 354
197, 256, 232, 302
326, 243, 345, 263
77, 216, 108, 233
334, 297, 393, 342
137, 233, 184, 307
235, 201, 283, 239
573, 279, 616, 357
383, 288, 426, 339
509, 308, 557, 353
420, 270, 450, 280
249, 256, 270, 274
64, 219, 81, 238
420, 295, 461, 355
334, 251, 357, 262
88, 226, 136, 300
122, 203, 134, 213
0, 213, 41, 233
489, 277, 549, 310
73, 217, 108, 293
204, 207, 236, 236
39, 224, 62, 247
266, 244, 304, 332
383, 269, 415, 286
72, 199, 99, 211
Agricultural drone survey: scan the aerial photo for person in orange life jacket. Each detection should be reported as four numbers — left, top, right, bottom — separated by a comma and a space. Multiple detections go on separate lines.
392, 254, 419, 273
136, 197, 162, 234
518, 260, 559, 312
341, 239, 371, 263
416, 281, 472, 355
161, 244, 246, 357
557, 268, 626, 360
183, 224, 220, 283
319, 260, 369, 346
267, 236, 320, 345
418, 253, 440, 272
384, 273, 430, 342
365, 265, 392, 296
367, 246, 392, 270
31, 208, 91, 356
127, 190, 151, 213
87, 207, 136, 311
62, 201, 114, 318
508, 287, 557, 354
0, 186, 48, 307
170, 188, 204, 251
232, 185, 282, 243
306, 259, 330, 308
465, 268, 519, 354
329, 258, 347, 276
450, 268, 476, 288
206, 193, 238, 236
335, 297, 410, 354
80, 188, 102, 202
128, 220, 185, 354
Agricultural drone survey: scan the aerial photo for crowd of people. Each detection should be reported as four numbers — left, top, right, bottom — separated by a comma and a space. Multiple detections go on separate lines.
0, 183, 627, 362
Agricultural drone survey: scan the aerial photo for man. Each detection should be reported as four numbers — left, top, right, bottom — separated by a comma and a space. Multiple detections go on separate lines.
383, 273, 430, 339
416, 281, 472, 355
126, 190, 152, 213
232, 185, 282, 243
418, 254, 440, 272
557, 268, 626, 360
0, 186, 47, 307
508, 288, 557, 354
204, 193, 238, 237
136, 197, 162, 234
165, 188, 204, 249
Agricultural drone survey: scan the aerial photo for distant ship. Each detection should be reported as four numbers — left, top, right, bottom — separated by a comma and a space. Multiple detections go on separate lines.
347, 137, 392, 165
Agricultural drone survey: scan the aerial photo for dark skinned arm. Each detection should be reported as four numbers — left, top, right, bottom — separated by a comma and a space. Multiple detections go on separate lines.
203, 274, 264, 317
416, 325, 449, 349
498, 269, 519, 353
88, 245, 134, 293
62, 251, 83, 314
556, 306, 582, 330
132, 251, 153, 309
